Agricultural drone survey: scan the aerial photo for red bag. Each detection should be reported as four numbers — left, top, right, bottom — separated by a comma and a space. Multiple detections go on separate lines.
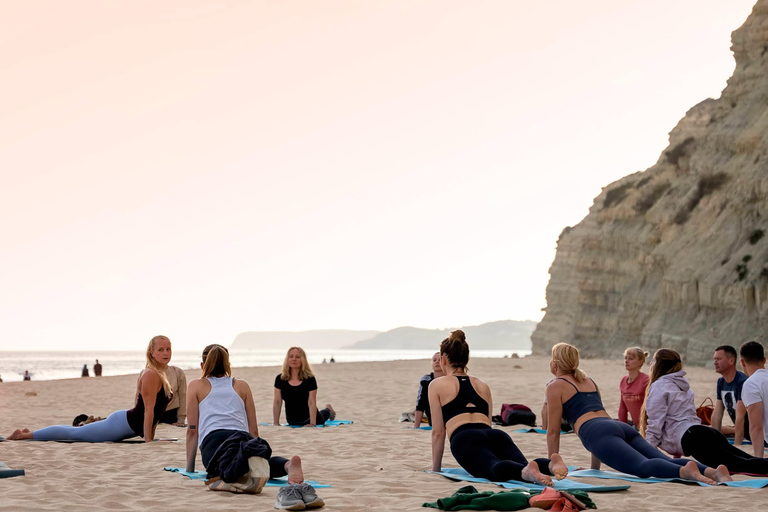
696, 397, 714, 425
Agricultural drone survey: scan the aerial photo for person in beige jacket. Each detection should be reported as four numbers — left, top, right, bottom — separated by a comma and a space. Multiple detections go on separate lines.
160, 365, 187, 426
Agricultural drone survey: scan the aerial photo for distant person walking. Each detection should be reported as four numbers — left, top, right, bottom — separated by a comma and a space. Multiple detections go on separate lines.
23, 370, 31, 381
94, 359, 103, 377
82, 365, 90, 377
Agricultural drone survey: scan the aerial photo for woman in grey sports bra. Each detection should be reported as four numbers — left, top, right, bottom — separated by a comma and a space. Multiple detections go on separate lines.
546, 343, 731, 485
429, 330, 568, 485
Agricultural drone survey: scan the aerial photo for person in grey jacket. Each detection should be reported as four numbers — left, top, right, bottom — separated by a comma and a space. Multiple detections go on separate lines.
641, 349, 768, 475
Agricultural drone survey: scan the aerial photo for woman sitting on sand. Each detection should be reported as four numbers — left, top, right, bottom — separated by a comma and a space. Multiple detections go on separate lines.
429, 330, 567, 486
273, 347, 335, 427
186, 345, 323, 508
641, 348, 768, 475
7, 335, 173, 442
546, 342, 731, 484
413, 352, 444, 427
618, 347, 649, 428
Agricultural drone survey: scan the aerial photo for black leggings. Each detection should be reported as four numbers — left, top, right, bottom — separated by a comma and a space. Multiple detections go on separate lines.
449, 424, 551, 482
579, 417, 708, 478
682, 425, 768, 475
201, 429, 289, 479
289, 408, 332, 426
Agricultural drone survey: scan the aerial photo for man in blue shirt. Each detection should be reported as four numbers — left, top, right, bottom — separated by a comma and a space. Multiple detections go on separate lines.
712, 345, 750, 444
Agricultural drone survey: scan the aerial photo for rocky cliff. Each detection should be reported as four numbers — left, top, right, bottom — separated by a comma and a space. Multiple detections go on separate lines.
531, 1, 768, 365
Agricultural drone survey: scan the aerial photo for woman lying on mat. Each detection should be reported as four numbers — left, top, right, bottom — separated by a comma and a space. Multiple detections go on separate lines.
7, 335, 173, 443
546, 342, 731, 484
429, 330, 568, 486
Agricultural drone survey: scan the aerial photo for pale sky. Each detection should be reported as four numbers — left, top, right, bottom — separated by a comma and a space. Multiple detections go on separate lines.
0, 1, 757, 351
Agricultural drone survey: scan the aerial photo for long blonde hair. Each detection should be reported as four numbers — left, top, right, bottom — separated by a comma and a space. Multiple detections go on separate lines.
639, 349, 683, 436
146, 335, 172, 396
551, 342, 587, 383
280, 346, 315, 381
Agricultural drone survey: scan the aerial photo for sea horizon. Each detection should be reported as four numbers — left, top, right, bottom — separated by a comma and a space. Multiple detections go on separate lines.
0, 348, 531, 382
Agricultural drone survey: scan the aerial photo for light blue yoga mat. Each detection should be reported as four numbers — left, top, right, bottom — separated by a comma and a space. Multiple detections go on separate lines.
568, 468, 768, 488
0, 462, 24, 479
163, 467, 331, 488
428, 467, 629, 492
259, 420, 352, 428
403, 425, 432, 430
512, 428, 570, 434
727, 438, 753, 446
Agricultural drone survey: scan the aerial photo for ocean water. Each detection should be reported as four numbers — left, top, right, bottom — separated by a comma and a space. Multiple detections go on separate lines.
0, 349, 530, 382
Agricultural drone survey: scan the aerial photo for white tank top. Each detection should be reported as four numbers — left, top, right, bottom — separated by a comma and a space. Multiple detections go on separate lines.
198, 377, 249, 445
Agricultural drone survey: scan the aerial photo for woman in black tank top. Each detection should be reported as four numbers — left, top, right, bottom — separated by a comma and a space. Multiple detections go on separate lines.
6, 336, 173, 443
428, 330, 569, 485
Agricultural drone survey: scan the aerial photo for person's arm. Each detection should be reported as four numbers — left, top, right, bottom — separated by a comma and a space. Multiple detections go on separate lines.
185, 381, 199, 473
734, 400, 746, 445
545, 383, 563, 457
618, 396, 628, 423
747, 402, 765, 458
642, 387, 667, 449
273, 387, 282, 425
540, 400, 548, 430
175, 370, 187, 426
140, 370, 162, 442
241, 380, 260, 438
413, 410, 424, 427
428, 382, 446, 472
308, 389, 318, 427
711, 400, 725, 432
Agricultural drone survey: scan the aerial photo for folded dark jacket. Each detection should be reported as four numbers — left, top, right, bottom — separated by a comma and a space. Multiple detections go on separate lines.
205, 431, 272, 482
422, 485, 596, 511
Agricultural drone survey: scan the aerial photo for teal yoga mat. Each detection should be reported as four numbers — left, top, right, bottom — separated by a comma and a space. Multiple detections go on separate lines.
163, 467, 331, 488
259, 420, 352, 428
403, 425, 432, 430
428, 467, 629, 492
0, 462, 24, 479
568, 468, 768, 488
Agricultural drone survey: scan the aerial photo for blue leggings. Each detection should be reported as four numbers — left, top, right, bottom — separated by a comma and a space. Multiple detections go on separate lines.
450, 425, 551, 482
33, 410, 136, 442
579, 417, 707, 478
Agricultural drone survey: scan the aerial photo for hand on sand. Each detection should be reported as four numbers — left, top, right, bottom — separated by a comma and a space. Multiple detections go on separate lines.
548, 453, 568, 480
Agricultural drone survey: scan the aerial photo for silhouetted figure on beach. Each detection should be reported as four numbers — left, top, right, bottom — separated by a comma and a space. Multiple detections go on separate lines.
23, 371, 31, 381
329, 356, 335, 363
94, 360, 102, 377
81, 365, 90, 377
0, 374, 3, 382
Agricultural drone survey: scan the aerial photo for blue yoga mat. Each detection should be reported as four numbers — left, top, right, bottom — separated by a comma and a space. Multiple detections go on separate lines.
568, 468, 768, 488
403, 425, 432, 430
428, 467, 629, 492
512, 428, 570, 434
727, 438, 753, 446
259, 420, 353, 428
163, 467, 331, 488
0, 462, 24, 479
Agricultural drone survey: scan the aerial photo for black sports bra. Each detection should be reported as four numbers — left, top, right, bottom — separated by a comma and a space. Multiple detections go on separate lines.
440, 376, 490, 423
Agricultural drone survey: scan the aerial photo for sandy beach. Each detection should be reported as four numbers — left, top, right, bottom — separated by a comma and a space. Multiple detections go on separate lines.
0, 355, 763, 511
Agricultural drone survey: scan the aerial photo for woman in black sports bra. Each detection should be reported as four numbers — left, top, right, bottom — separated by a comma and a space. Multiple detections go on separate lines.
546, 342, 731, 485
428, 330, 568, 485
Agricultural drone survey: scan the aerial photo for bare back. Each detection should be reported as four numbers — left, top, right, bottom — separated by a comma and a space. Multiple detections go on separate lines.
429, 375, 492, 439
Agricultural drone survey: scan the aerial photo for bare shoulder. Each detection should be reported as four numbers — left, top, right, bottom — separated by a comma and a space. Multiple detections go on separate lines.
233, 377, 252, 394
469, 375, 490, 391
140, 367, 161, 384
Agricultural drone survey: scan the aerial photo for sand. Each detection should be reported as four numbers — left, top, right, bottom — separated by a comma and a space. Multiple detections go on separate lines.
0, 355, 763, 511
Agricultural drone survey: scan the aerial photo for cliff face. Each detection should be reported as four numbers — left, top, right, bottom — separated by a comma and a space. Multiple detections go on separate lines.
532, 1, 768, 365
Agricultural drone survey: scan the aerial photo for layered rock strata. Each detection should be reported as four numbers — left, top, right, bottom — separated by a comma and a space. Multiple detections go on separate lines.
532, 1, 768, 365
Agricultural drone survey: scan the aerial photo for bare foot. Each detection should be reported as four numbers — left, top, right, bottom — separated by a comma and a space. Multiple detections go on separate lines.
680, 461, 716, 485
7, 429, 33, 440
549, 453, 568, 480
325, 404, 336, 421
521, 461, 554, 487
709, 465, 733, 483
286, 455, 304, 484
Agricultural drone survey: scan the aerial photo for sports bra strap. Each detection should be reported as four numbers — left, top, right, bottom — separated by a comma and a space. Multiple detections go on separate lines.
556, 377, 579, 391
